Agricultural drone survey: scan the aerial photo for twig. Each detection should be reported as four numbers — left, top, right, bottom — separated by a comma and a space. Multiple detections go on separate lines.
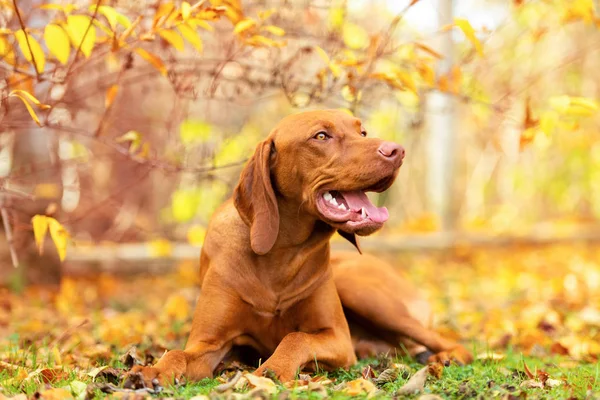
0, 204, 19, 267
12, 0, 42, 78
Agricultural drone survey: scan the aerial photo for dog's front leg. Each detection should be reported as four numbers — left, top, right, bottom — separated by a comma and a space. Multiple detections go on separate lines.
126, 285, 242, 387
128, 340, 231, 388
254, 329, 356, 382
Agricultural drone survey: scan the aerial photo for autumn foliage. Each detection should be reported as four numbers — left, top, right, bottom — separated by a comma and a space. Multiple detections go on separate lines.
1, 0, 600, 397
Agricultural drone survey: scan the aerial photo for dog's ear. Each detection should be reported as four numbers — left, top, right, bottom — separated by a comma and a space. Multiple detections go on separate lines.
234, 140, 279, 255
337, 230, 362, 254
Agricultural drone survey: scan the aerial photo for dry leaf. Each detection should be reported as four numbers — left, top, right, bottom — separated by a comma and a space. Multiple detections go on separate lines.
520, 379, 544, 389
343, 378, 378, 396
134, 48, 167, 76
476, 352, 506, 362
244, 373, 277, 394
396, 366, 429, 395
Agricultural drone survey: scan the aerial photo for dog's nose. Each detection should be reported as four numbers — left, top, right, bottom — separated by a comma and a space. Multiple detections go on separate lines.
378, 142, 405, 162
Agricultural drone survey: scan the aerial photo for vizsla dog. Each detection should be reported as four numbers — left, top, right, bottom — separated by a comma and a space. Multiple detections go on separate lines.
129, 109, 472, 386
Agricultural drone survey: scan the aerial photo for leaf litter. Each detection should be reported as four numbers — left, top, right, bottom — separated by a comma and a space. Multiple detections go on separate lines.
0, 244, 599, 398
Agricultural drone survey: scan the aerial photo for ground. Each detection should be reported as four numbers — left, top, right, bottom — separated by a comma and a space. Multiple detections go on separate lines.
1, 244, 599, 399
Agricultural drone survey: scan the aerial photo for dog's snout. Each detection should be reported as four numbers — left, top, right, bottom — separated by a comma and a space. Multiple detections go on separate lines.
377, 142, 405, 163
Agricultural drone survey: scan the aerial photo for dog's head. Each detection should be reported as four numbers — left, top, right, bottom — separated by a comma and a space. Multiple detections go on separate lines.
234, 109, 405, 255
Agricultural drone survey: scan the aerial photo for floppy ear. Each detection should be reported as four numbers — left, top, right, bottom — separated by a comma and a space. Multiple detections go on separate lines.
337, 230, 362, 254
234, 140, 279, 255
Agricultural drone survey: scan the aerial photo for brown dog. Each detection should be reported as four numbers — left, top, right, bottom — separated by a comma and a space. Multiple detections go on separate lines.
129, 109, 472, 386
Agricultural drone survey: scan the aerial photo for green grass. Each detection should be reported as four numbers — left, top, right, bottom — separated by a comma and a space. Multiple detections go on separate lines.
1, 345, 598, 399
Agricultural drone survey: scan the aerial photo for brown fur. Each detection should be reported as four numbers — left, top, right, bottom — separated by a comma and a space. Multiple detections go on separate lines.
128, 110, 472, 386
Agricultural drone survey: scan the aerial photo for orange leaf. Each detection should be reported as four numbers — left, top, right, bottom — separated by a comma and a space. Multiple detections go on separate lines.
105, 84, 118, 108
134, 48, 167, 76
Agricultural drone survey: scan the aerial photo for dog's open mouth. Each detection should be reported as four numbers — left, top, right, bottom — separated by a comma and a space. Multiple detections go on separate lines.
316, 189, 389, 226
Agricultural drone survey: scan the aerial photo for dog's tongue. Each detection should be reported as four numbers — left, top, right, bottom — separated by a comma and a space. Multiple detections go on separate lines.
340, 190, 389, 223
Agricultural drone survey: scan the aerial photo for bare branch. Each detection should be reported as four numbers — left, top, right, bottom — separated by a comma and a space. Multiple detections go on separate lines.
11, 0, 41, 78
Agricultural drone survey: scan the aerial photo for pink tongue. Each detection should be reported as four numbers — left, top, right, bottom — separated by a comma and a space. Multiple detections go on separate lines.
340, 190, 389, 223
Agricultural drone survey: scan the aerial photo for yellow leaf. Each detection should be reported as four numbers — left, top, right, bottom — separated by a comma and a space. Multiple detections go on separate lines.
153, 2, 175, 28
187, 225, 206, 246
245, 35, 284, 48
414, 42, 443, 59
91, 5, 132, 30
455, 18, 483, 56
116, 130, 142, 153
188, 18, 214, 31
47, 217, 69, 261
181, 1, 191, 19
31, 215, 49, 254
163, 294, 190, 321
550, 95, 599, 116
172, 189, 198, 222
177, 23, 203, 51
44, 24, 71, 65
118, 16, 141, 43
234, 18, 256, 34
9, 89, 50, 108
105, 84, 118, 108
149, 238, 172, 257
158, 29, 185, 51
342, 22, 369, 50
66, 15, 97, 57
397, 71, 417, 93
134, 48, 167, 76
95, 5, 118, 30
0, 36, 15, 65
258, 8, 276, 20
341, 85, 356, 102
343, 378, 377, 396
92, 19, 114, 38
329, 61, 342, 78
14, 30, 45, 73
314, 45, 331, 63
39, 4, 78, 13
115, 13, 132, 29
328, 7, 345, 30
34, 183, 61, 199
263, 25, 285, 36
8, 92, 44, 126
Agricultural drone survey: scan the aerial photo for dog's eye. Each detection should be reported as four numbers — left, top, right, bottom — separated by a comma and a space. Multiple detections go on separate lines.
314, 132, 329, 141
360, 131, 367, 137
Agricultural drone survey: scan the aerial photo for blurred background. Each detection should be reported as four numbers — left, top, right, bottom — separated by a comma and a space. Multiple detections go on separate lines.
4, 0, 600, 283
1, 0, 600, 370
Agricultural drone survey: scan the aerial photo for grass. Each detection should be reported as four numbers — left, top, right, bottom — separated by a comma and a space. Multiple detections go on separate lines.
1, 344, 598, 399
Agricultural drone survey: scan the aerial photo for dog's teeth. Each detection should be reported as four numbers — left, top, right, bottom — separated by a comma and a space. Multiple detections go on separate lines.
338, 204, 347, 210
323, 192, 333, 201
361, 207, 367, 219
330, 198, 338, 206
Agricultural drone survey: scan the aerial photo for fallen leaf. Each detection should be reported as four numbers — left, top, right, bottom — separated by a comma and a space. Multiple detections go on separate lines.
396, 366, 429, 395
520, 379, 544, 389
343, 378, 378, 396
476, 352, 506, 361
244, 373, 277, 394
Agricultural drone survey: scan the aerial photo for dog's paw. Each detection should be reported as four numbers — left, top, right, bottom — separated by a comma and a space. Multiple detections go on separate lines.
427, 346, 473, 366
254, 364, 292, 382
123, 366, 173, 390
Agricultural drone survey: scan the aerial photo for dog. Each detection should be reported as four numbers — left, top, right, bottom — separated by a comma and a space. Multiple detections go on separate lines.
128, 109, 472, 386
